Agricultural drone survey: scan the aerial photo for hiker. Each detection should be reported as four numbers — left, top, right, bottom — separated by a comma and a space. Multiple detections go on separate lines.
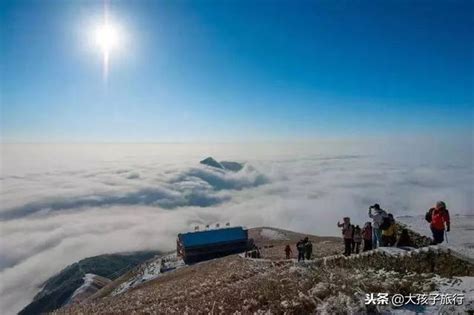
285, 244, 292, 259
362, 222, 373, 251
396, 229, 414, 248
251, 247, 261, 258
296, 239, 305, 261
304, 238, 313, 260
425, 201, 451, 245
381, 213, 397, 246
368, 203, 388, 248
337, 217, 354, 256
159, 258, 166, 273
352, 225, 362, 254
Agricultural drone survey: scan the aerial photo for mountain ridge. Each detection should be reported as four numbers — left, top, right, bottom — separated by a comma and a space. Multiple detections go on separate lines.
19, 251, 159, 315
52, 227, 474, 314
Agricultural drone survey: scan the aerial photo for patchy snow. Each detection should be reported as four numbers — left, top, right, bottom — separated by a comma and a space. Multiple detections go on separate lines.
398, 215, 474, 260
112, 253, 184, 296
431, 276, 474, 314
377, 247, 416, 256
68, 274, 97, 302
260, 228, 289, 241
390, 276, 474, 314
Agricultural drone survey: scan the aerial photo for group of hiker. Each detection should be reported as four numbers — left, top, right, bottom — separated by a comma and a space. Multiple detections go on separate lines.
336, 201, 451, 256
245, 245, 261, 258
281, 201, 451, 260
337, 204, 401, 256
285, 237, 313, 261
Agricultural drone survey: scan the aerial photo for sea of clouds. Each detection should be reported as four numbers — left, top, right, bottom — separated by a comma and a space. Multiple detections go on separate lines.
0, 139, 472, 314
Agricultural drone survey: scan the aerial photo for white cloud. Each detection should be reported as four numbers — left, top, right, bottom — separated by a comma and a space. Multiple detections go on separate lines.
0, 139, 472, 314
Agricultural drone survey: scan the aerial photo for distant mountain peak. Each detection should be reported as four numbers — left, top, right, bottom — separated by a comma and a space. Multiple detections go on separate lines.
200, 157, 224, 169
200, 157, 244, 172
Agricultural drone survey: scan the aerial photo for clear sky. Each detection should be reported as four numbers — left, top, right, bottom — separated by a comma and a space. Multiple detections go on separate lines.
1, 0, 473, 142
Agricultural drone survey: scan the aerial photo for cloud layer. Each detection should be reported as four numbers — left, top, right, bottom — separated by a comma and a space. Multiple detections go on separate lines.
0, 140, 472, 314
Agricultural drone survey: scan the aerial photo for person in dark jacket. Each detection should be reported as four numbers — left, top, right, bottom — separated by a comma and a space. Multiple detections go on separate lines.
362, 222, 373, 251
285, 244, 292, 259
381, 213, 397, 247
304, 238, 313, 260
296, 239, 305, 261
425, 201, 451, 245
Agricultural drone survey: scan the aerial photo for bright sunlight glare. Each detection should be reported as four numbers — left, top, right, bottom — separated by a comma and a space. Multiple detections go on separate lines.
91, 4, 124, 83
95, 23, 120, 54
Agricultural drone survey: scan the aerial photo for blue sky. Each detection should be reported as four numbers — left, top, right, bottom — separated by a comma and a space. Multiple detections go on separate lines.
1, 0, 473, 142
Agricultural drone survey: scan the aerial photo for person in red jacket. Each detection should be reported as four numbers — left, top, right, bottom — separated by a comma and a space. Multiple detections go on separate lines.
425, 201, 451, 245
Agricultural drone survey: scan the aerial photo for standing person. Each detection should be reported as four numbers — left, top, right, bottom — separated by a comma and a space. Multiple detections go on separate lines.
362, 222, 373, 251
337, 217, 354, 256
381, 214, 397, 246
296, 239, 305, 261
285, 244, 292, 259
304, 238, 313, 260
348, 224, 355, 254
425, 201, 451, 245
369, 204, 388, 248
352, 225, 362, 254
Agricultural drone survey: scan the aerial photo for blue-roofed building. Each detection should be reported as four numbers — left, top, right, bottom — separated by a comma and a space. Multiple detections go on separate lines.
177, 226, 251, 264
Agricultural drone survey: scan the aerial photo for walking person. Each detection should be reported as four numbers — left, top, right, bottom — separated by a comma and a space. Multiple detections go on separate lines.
285, 244, 292, 259
337, 217, 354, 256
425, 201, 451, 245
369, 204, 388, 248
352, 225, 362, 254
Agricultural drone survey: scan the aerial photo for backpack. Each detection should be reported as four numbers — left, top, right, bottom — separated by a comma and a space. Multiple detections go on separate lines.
425, 208, 434, 223
379, 216, 391, 230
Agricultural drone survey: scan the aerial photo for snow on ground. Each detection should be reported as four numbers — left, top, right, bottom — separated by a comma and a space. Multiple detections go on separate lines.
69, 274, 96, 301
390, 276, 474, 314
259, 228, 289, 241
393, 215, 474, 314
112, 253, 184, 296
377, 247, 415, 256
430, 276, 474, 314
398, 215, 474, 260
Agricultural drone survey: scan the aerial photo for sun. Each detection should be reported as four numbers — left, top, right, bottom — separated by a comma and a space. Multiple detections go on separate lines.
95, 23, 120, 54
92, 14, 123, 82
